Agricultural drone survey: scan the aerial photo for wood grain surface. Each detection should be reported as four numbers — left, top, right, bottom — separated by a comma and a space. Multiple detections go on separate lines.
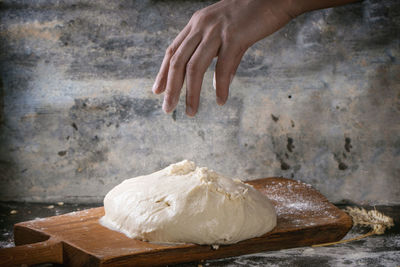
0, 177, 352, 266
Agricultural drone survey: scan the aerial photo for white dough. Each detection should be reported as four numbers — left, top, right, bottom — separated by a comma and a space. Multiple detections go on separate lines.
100, 160, 277, 245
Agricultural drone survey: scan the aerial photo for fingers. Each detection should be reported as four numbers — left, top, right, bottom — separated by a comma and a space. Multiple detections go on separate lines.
162, 33, 202, 113
185, 37, 220, 116
215, 45, 246, 105
152, 25, 191, 94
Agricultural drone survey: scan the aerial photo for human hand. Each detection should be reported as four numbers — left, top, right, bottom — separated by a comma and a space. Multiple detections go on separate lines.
152, 0, 297, 116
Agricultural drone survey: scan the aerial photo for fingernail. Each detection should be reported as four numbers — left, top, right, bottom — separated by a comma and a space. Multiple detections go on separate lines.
186, 105, 195, 117
217, 96, 226, 106
152, 83, 158, 94
213, 72, 216, 90
162, 101, 171, 113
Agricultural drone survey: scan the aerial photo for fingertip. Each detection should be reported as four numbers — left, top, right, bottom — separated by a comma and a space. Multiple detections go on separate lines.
163, 107, 173, 114
152, 85, 159, 94
162, 101, 173, 114
185, 105, 197, 117
153, 80, 168, 94
186, 111, 196, 117
214, 72, 230, 106
153, 87, 163, 95
217, 96, 227, 106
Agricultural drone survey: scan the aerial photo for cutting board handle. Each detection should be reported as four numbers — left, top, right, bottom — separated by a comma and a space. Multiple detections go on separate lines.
0, 237, 62, 267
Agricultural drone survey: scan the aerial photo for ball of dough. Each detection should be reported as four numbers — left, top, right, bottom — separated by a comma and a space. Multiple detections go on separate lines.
100, 160, 276, 245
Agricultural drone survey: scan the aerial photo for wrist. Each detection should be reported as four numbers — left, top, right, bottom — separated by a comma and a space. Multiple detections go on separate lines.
283, 0, 307, 19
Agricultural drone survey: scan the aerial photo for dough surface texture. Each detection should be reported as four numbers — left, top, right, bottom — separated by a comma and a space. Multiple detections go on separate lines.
100, 160, 277, 245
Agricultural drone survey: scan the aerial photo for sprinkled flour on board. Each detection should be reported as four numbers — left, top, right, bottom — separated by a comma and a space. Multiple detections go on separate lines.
262, 179, 339, 227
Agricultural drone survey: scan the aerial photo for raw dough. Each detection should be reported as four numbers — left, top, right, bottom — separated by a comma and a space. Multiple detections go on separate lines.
100, 160, 276, 245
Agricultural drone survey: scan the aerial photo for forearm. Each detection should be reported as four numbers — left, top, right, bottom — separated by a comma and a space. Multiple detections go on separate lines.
288, 0, 361, 17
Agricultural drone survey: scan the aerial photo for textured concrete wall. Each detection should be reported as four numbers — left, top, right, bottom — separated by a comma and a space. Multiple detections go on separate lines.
0, 0, 399, 204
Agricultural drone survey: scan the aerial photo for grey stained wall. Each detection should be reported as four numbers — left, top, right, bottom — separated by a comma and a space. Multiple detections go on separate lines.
0, 0, 399, 205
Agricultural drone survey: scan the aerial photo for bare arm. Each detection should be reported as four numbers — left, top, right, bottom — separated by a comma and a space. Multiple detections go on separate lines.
292, 0, 360, 15
152, 0, 359, 116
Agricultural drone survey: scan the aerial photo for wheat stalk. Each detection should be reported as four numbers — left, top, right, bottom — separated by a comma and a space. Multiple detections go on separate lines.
312, 206, 394, 247
346, 207, 394, 234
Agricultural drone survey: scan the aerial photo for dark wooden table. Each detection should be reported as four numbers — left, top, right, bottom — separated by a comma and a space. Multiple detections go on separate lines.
1, 202, 399, 267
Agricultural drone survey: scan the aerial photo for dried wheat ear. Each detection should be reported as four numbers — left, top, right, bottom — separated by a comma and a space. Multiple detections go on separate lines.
312, 206, 394, 248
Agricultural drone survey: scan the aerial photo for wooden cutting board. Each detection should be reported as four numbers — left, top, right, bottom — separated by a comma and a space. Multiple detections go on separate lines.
0, 177, 352, 266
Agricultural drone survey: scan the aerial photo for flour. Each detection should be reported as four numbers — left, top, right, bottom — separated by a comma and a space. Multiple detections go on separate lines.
265, 180, 338, 227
